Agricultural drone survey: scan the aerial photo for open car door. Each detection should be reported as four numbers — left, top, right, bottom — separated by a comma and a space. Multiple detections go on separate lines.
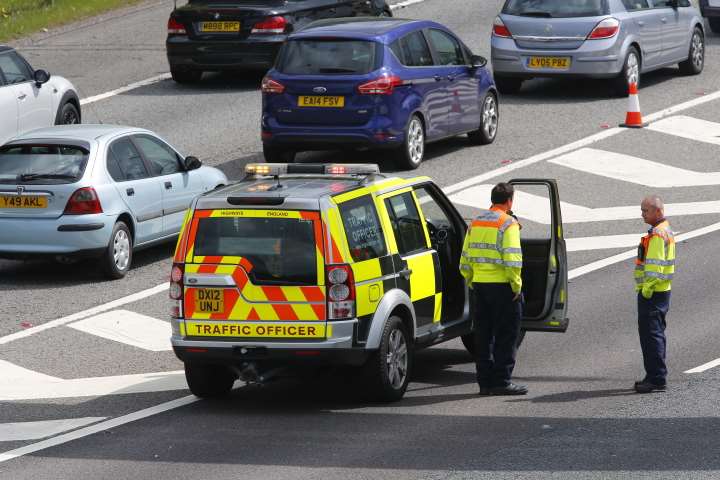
509, 179, 569, 333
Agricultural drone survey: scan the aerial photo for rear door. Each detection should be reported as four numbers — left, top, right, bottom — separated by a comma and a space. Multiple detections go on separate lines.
106, 137, 164, 244
651, 0, 692, 63
508, 178, 568, 332
621, 0, 664, 68
181, 208, 328, 341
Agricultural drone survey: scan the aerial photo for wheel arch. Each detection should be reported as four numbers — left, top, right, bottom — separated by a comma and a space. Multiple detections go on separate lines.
365, 289, 416, 349
116, 212, 136, 246
54, 90, 81, 124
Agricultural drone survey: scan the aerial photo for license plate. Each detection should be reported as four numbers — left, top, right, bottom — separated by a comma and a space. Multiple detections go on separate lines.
200, 21, 240, 33
194, 288, 224, 314
298, 96, 345, 108
527, 56, 571, 70
0, 195, 47, 209
185, 321, 328, 339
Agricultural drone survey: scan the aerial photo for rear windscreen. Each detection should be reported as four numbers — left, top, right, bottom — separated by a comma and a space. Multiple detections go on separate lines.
277, 39, 379, 75
0, 144, 89, 185
193, 216, 318, 285
503, 0, 606, 17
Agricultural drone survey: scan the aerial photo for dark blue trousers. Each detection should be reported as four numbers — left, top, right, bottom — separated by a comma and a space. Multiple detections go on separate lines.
637, 291, 670, 385
472, 283, 522, 388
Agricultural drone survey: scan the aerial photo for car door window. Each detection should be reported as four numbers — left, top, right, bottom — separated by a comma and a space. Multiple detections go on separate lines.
0, 52, 32, 84
109, 138, 149, 181
339, 195, 387, 262
622, 0, 650, 9
427, 29, 465, 66
385, 192, 428, 255
132, 135, 182, 176
395, 31, 434, 67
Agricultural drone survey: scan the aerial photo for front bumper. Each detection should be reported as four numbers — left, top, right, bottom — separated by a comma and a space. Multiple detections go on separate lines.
0, 213, 112, 259
491, 36, 624, 79
166, 36, 284, 71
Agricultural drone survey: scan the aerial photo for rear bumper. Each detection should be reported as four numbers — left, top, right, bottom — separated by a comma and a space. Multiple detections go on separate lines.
166, 36, 284, 70
490, 36, 624, 79
0, 213, 112, 258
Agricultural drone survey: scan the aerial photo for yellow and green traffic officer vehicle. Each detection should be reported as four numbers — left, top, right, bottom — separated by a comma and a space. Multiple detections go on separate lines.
168, 163, 569, 401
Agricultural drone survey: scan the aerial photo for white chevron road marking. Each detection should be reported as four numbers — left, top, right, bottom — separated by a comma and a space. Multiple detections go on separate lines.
68, 310, 172, 352
647, 115, 720, 146
549, 148, 720, 187
0, 418, 105, 442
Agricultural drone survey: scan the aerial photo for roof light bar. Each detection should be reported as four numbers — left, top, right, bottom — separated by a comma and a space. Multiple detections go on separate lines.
245, 163, 380, 176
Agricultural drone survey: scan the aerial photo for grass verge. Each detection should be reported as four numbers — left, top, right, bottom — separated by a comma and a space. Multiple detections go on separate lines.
0, 0, 146, 43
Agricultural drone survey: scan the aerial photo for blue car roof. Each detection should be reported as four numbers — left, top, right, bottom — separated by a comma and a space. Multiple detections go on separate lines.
291, 18, 442, 42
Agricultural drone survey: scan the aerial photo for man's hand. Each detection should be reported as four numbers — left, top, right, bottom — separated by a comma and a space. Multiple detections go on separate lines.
512, 292, 522, 302
641, 287, 653, 300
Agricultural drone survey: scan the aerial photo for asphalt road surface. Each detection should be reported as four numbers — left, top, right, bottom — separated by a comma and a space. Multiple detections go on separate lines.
2, 0, 720, 478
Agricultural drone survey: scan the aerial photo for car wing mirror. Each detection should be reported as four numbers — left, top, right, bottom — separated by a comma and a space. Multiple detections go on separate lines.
470, 55, 487, 69
33, 69, 50, 87
184, 155, 202, 170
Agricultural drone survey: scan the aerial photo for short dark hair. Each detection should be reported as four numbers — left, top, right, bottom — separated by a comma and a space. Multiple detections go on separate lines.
491, 182, 514, 205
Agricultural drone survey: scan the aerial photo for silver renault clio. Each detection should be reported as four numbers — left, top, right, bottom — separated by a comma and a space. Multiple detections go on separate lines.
490, 0, 705, 95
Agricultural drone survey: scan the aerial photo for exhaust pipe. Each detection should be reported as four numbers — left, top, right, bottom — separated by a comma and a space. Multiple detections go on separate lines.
234, 362, 286, 385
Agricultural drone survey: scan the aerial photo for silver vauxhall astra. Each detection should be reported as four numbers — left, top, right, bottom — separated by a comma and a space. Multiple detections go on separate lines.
490, 0, 705, 95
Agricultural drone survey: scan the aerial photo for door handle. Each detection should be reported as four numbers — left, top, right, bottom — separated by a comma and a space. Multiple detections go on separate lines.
126, 188, 135, 196
661, 17, 667, 23
164, 181, 173, 190
398, 268, 412, 279
447, 75, 455, 81
636, 20, 645, 27
434, 75, 443, 82
17, 93, 27, 100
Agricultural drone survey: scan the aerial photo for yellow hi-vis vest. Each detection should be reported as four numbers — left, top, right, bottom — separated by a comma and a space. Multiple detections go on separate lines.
635, 219, 675, 298
459, 207, 523, 294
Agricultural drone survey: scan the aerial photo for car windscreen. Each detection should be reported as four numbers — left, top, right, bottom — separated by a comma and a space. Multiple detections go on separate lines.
503, 0, 606, 18
193, 216, 319, 286
277, 39, 379, 75
0, 144, 89, 185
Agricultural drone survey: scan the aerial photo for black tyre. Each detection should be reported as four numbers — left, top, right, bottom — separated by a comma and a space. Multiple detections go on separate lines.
710, 18, 720, 35
468, 91, 499, 145
101, 221, 132, 279
394, 114, 425, 170
364, 316, 412, 402
171, 68, 203, 84
612, 46, 640, 97
494, 75, 523, 95
185, 363, 236, 398
55, 102, 81, 125
461, 330, 526, 355
679, 27, 704, 75
262, 144, 296, 163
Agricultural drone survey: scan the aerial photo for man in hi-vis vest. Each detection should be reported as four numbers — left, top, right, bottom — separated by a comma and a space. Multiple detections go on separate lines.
460, 183, 526, 396
634, 195, 675, 393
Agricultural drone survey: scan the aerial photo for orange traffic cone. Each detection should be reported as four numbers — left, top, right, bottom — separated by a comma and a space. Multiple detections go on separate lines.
620, 82, 647, 128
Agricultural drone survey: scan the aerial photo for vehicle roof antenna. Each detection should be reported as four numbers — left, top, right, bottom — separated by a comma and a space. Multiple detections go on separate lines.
268, 174, 283, 191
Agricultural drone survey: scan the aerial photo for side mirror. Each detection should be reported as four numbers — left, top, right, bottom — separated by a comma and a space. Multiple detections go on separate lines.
33, 69, 50, 87
184, 155, 202, 170
470, 55, 487, 69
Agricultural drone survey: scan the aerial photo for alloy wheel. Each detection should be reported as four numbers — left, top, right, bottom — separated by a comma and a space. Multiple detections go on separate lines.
482, 95, 498, 140
691, 32, 704, 70
63, 108, 79, 125
386, 328, 408, 389
407, 117, 424, 167
113, 229, 130, 271
626, 52, 639, 86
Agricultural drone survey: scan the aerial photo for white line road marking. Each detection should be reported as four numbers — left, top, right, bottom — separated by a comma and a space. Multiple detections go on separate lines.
79, 73, 171, 106
0, 396, 198, 464
549, 148, 720, 187
648, 115, 720, 146
451, 184, 720, 224
685, 358, 720, 374
0, 418, 105, 442
390, 0, 428, 8
566, 234, 645, 252
68, 310, 172, 352
0, 283, 167, 345
0, 359, 61, 383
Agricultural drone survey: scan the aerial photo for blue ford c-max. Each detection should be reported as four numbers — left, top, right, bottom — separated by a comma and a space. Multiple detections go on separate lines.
260, 18, 498, 170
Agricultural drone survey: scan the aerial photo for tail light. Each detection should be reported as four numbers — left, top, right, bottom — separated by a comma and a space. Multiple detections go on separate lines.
168, 17, 187, 35
326, 264, 355, 320
64, 187, 103, 215
492, 16, 512, 38
357, 75, 403, 95
170, 263, 184, 318
587, 18, 620, 40
261, 76, 285, 94
252, 16, 287, 34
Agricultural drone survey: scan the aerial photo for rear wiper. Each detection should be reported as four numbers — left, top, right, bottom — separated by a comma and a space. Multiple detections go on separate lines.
517, 11, 553, 17
18, 173, 77, 181
318, 67, 358, 73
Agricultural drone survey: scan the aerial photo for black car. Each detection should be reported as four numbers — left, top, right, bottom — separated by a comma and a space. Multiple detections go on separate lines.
166, 0, 393, 83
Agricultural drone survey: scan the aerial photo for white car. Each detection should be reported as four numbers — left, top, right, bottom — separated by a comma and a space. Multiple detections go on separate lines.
0, 45, 81, 146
